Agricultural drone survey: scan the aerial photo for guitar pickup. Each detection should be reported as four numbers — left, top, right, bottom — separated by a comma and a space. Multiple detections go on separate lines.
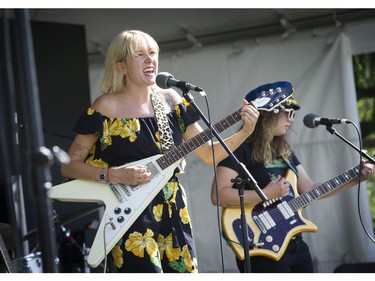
253, 215, 267, 233
109, 183, 124, 202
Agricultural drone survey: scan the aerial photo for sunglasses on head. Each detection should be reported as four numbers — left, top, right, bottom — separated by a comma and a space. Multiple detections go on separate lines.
281, 108, 296, 121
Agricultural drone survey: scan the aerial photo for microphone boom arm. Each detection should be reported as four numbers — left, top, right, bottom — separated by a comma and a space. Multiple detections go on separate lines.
325, 125, 375, 164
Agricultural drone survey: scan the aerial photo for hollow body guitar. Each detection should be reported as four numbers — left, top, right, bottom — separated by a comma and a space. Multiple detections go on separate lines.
222, 164, 362, 261
48, 87, 291, 268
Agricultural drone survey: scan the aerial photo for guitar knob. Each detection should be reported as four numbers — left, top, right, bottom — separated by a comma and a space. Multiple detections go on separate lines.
117, 216, 124, 223
114, 207, 121, 214
124, 207, 131, 215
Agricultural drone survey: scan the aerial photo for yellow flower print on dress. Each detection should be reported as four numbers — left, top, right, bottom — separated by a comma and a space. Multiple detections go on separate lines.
157, 233, 181, 262
167, 201, 173, 218
175, 101, 187, 133
155, 131, 161, 151
111, 245, 123, 268
85, 157, 108, 169
179, 207, 190, 225
168, 244, 198, 273
120, 118, 140, 142
165, 181, 178, 203
181, 244, 198, 273
153, 204, 163, 222
101, 118, 140, 150
175, 103, 181, 116
101, 118, 117, 149
125, 229, 158, 258
181, 98, 190, 107
87, 108, 95, 115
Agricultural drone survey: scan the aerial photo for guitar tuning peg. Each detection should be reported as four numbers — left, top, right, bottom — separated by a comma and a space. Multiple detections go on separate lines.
276, 87, 282, 93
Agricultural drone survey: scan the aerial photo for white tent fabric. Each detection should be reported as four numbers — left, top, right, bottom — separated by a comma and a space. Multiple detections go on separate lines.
88, 19, 375, 273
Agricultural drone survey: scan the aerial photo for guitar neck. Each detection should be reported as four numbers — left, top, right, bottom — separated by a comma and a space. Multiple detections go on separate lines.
156, 108, 242, 170
289, 164, 361, 211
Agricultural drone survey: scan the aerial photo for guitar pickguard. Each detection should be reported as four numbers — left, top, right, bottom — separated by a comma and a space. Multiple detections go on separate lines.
232, 195, 307, 259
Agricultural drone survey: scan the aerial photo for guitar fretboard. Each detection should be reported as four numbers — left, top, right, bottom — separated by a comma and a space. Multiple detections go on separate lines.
288, 165, 361, 211
156, 109, 242, 170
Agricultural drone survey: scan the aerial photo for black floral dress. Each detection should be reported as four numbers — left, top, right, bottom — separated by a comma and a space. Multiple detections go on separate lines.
73, 98, 200, 273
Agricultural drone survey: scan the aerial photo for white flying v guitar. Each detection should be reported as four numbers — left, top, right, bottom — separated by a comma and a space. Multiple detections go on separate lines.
48, 87, 292, 268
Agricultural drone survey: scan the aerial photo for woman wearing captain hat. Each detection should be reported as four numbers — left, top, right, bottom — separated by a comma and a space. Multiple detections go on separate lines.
211, 81, 374, 273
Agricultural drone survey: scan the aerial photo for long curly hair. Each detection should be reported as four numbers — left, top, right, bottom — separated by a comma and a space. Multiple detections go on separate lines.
248, 110, 292, 164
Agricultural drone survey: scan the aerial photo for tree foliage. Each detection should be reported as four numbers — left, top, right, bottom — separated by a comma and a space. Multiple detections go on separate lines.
353, 53, 375, 226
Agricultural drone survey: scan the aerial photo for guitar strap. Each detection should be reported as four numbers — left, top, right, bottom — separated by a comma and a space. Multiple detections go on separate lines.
150, 89, 187, 172
150, 89, 175, 152
283, 156, 299, 177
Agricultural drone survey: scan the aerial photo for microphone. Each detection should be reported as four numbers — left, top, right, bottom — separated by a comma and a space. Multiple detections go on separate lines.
303, 113, 350, 128
156, 72, 204, 92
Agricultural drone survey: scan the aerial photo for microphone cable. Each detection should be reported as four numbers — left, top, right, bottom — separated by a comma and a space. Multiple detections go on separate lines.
348, 120, 375, 244
203, 94, 226, 273
190, 91, 227, 273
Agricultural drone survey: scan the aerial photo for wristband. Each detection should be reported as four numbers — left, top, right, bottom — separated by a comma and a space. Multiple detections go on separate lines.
106, 168, 111, 182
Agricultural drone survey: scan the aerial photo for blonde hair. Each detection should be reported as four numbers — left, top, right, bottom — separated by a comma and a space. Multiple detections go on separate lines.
101, 30, 159, 94
249, 111, 292, 163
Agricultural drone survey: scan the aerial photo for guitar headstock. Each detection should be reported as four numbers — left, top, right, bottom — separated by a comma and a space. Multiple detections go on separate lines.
251, 86, 293, 112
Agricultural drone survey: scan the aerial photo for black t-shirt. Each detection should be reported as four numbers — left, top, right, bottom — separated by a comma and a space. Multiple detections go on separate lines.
218, 140, 300, 190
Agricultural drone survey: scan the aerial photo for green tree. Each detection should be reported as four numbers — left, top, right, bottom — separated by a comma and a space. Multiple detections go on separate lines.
353, 53, 375, 227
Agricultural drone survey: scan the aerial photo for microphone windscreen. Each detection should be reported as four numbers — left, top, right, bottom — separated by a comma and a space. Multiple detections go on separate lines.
303, 113, 319, 128
156, 72, 173, 89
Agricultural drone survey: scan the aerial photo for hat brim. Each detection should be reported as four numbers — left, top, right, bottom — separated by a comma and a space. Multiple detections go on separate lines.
282, 97, 300, 110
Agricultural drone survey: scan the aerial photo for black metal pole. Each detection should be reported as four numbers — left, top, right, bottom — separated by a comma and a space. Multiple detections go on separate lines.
14, 9, 58, 273
231, 177, 252, 273
0, 8, 27, 261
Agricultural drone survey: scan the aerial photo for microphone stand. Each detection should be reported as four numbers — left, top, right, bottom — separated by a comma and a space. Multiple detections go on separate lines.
181, 89, 268, 273
325, 125, 375, 165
